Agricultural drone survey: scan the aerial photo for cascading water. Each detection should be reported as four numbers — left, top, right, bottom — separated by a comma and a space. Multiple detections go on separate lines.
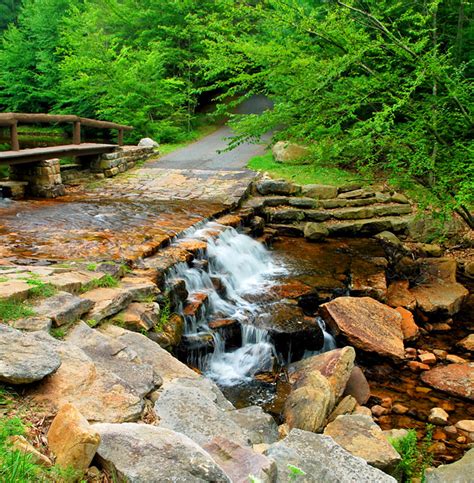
165, 221, 336, 387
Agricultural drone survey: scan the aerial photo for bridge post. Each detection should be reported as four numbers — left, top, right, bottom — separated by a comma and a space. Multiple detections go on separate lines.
118, 128, 124, 146
73, 121, 81, 144
10, 122, 19, 151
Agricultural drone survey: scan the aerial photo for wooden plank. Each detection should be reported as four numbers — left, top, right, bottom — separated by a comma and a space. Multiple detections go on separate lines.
73, 121, 81, 144
0, 112, 133, 131
0, 143, 117, 166
10, 122, 19, 151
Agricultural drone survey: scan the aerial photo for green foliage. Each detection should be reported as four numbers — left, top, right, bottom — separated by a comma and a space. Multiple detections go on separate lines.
248, 152, 365, 186
204, 0, 474, 224
86, 319, 98, 327
0, 300, 35, 322
81, 273, 119, 293
155, 296, 171, 333
86, 263, 98, 272
390, 426, 434, 482
50, 327, 66, 339
288, 464, 306, 481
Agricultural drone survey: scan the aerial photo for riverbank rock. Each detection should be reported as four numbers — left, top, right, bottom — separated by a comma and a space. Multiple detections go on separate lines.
80, 288, 133, 324
229, 406, 279, 445
421, 363, 474, 401
93, 423, 229, 482
29, 333, 143, 422
148, 313, 184, 350
0, 324, 61, 384
288, 347, 355, 401
458, 334, 474, 352
304, 222, 329, 241
204, 437, 276, 483
410, 259, 468, 316
324, 415, 401, 472
154, 377, 249, 446
35, 292, 93, 327
272, 141, 309, 163
111, 302, 159, 332
48, 403, 100, 472
301, 184, 338, 199
66, 322, 158, 398
343, 366, 371, 404
100, 324, 197, 382
425, 447, 474, 482
395, 307, 419, 341
284, 371, 334, 433
264, 429, 396, 482
321, 297, 405, 360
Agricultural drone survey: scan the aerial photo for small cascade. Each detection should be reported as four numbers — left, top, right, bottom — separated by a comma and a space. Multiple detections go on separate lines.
165, 222, 337, 387
303, 317, 337, 359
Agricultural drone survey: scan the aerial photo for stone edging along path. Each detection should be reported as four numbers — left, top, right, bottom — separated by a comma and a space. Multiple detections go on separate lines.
1, 168, 473, 481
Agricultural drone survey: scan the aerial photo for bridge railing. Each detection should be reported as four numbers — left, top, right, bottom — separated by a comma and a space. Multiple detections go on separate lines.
0, 113, 133, 151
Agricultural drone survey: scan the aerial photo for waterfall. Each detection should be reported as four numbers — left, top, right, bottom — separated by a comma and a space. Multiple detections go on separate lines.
165, 222, 337, 386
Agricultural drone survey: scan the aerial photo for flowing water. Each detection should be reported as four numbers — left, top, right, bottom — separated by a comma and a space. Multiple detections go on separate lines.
165, 223, 337, 390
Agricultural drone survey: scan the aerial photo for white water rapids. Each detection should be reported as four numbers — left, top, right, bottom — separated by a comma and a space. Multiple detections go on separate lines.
166, 222, 336, 386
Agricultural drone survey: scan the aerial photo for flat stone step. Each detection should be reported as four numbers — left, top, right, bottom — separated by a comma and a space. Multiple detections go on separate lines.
81, 288, 134, 325
325, 215, 414, 236
35, 292, 94, 327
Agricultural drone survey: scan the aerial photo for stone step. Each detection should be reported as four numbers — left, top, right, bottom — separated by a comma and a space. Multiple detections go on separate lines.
325, 215, 414, 236
34, 292, 94, 327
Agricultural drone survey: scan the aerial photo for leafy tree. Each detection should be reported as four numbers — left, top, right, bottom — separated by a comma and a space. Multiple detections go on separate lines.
204, 0, 473, 226
0, 0, 21, 32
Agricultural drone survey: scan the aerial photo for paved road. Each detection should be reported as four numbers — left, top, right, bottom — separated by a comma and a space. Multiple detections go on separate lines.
151, 95, 272, 171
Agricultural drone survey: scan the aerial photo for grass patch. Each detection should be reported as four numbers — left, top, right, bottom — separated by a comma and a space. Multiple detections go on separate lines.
0, 300, 35, 322
247, 152, 365, 187
0, 277, 8, 283
390, 425, 434, 482
0, 415, 81, 482
86, 263, 98, 272
154, 297, 171, 333
50, 327, 66, 339
81, 273, 119, 293
24, 279, 56, 299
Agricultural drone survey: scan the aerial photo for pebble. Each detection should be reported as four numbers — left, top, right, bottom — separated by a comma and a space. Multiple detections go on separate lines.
407, 361, 430, 372
430, 442, 446, 454
392, 404, 409, 415
428, 407, 449, 425
457, 435, 467, 444
371, 405, 389, 417
433, 349, 448, 359
405, 348, 417, 360
380, 397, 392, 410
455, 420, 474, 433
444, 425, 458, 438
432, 429, 447, 441
446, 354, 467, 364
418, 353, 437, 365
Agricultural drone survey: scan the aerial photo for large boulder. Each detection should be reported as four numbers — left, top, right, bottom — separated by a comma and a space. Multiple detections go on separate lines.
264, 429, 396, 482
272, 141, 309, 163
29, 332, 143, 423
99, 324, 197, 382
0, 324, 61, 384
154, 378, 250, 446
48, 403, 100, 472
410, 259, 468, 316
66, 322, 159, 398
421, 363, 474, 401
203, 437, 276, 483
288, 347, 355, 401
284, 371, 334, 433
138, 137, 159, 148
324, 415, 401, 473
425, 447, 474, 483
321, 297, 405, 360
93, 423, 229, 482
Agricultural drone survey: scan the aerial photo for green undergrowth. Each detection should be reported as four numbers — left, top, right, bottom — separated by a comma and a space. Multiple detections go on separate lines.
81, 273, 119, 293
0, 413, 82, 482
247, 152, 366, 187
389, 426, 434, 482
0, 300, 35, 322
154, 296, 171, 333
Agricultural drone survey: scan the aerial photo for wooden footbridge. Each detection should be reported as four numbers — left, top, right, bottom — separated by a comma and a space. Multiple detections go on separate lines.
0, 113, 133, 165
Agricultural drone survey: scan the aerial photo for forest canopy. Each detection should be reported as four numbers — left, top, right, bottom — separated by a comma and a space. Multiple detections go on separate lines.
0, 0, 472, 222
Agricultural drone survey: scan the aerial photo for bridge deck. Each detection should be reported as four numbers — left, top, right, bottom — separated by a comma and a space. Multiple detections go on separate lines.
0, 143, 117, 165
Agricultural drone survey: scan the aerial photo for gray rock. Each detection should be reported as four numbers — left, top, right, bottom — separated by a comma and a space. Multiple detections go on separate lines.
373, 204, 412, 217
204, 436, 276, 483
425, 447, 474, 483
35, 292, 93, 327
154, 378, 248, 446
338, 188, 375, 200
81, 288, 133, 324
301, 184, 338, 199
93, 423, 229, 482
338, 182, 363, 193
256, 179, 300, 196
264, 429, 396, 482
11, 316, 52, 332
304, 222, 329, 241
66, 322, 158, 398
324, 415, 401, 472
229, 405, 279, 445
100, 324, 197, 382
0, 324, 61, 384
332, 207, 375, 220
288, 197, 318, 209
265, 207, 304, 223
272, 141, 309, 163
137, 137, 159, 148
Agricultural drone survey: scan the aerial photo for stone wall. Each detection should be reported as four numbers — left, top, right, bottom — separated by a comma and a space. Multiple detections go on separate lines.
10, 159, 65, 198
90, 145, 155, 178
